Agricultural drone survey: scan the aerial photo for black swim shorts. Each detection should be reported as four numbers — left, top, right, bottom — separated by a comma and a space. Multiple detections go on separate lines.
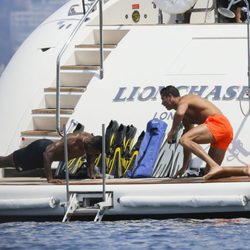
13, 139, 53, 171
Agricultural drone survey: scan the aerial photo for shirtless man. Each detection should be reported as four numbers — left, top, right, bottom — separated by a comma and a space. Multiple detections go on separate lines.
160, 85, 250, 180
0, 132, 102, 183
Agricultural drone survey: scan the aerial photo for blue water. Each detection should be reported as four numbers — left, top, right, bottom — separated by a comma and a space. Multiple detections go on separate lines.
0, 218, 250, 249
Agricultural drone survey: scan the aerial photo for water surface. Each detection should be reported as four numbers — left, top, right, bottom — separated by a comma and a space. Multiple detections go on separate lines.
0, 218, 249, 249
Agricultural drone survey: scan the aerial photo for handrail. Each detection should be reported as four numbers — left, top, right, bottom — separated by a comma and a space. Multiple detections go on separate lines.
82, 0, 86, 14
188, 0, 215, 13
188, 0, 218, 23
102, 124, 106, 202
63, 124, 70, 203
56, 0, 103, 136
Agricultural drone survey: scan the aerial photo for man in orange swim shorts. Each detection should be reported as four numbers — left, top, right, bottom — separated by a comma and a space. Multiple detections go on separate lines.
160, 85, 250, 179
204, 114, 233, 151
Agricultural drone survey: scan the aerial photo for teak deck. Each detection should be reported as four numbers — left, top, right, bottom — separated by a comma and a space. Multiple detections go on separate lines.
1, 176, 250, 185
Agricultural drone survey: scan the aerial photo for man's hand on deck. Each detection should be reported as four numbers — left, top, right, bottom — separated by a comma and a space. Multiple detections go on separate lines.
167, 130, 176, 144
48, 178, 64, 184
174, 167, 186, 178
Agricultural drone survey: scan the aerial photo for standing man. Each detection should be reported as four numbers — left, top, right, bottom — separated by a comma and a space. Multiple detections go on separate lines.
160, 85, 250, 179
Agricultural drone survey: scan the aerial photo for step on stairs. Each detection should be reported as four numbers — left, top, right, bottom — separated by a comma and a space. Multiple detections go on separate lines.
44, 87, 86, 109
60, 45, 115, 72
62, 191, 113, 222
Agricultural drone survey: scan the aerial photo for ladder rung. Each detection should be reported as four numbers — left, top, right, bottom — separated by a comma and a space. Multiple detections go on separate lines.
32, 108, 74, 115
67, 208, 99, 215
75, 44, 117, 49
60, 65, 99, 70
21, 130, 61, 137
44, 87, 86, 93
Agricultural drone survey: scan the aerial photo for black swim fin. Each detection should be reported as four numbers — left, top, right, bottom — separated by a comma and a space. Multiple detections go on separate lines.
54, 120, 85, 179
95, 120, 119, 173
123, 130, 145, 176
105, 120, 119, 167
122, 125, 137, 174
68, 156, 86, 176
108, 123, 126, 177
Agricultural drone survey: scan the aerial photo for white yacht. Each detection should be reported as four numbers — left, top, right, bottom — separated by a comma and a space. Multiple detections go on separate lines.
0, 0, 249, 222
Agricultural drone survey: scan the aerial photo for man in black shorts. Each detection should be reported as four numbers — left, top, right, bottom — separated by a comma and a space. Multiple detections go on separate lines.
0, 132, 102, 183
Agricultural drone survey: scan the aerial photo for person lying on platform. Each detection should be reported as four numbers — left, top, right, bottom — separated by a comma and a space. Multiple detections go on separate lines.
0, 132, 102, 184
160, 85, 250, 180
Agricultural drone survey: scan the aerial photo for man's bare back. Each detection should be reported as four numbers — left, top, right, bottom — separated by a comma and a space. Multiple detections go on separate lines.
43, 132, 102, 183
45, 132, 93, 161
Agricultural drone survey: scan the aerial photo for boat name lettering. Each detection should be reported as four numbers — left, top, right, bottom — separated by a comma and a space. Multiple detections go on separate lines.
113, 85, 249, 102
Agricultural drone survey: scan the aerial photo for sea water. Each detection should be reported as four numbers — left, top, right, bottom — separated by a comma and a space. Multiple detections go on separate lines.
0, 218, 250, 249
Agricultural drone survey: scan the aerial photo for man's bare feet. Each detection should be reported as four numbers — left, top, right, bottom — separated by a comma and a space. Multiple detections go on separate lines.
48, 178, 64, 184
243, 164, 250, 177
203, 166, 224, 180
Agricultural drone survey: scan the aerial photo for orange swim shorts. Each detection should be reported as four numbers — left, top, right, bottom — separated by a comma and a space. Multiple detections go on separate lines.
204, 114, 233, 151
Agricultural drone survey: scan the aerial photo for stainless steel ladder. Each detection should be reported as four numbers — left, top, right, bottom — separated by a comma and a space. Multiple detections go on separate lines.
62, 191, 113, 222
62, 124, 109, 222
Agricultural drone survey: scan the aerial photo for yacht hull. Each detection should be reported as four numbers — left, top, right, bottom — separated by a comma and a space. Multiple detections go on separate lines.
1, 177, 250, 221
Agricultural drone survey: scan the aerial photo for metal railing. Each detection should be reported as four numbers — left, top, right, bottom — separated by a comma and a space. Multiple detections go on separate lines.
188, 0, 216, 13
56, 0, 104, 136
62, 123, 107, 222
101, 124, 106, 202
63, 124, 70, 203
188, 0, 218, 23
82, 0, 86, 14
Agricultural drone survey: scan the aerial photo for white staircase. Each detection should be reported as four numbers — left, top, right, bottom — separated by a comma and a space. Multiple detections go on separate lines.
20, 28, 129, 147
